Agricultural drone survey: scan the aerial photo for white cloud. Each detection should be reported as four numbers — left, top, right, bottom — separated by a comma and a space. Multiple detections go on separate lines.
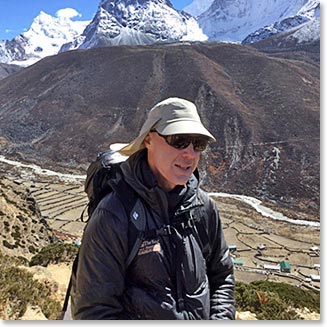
56, 8, 82, 20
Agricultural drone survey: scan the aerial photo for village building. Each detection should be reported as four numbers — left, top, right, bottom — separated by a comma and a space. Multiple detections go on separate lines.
280, 261, 291, 273
313, 264, 320, 271
264, 264, 280, 272
228, 245, 237, 252
232, 258, 244, 266
309, 246, 320, 257
310, 274, 320, 282
257, 244, 266, 250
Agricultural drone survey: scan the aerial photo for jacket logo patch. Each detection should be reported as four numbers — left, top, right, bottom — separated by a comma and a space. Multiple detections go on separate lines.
138, 239, 161, 256
132, 211, 139, 220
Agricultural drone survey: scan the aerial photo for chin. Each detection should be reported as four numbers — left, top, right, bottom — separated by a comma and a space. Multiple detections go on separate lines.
174, 176, 190, 185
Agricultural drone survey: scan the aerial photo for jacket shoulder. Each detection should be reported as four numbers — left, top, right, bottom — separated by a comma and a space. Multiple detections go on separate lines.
197, 188, 217, 212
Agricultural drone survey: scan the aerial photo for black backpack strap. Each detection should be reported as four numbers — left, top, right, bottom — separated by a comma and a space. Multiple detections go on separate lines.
111, 178, 150, 268
171, 227, 186, 311
79, 204, 89, 222
189, 207, 211, 261
125, 198, 147, 267
58, 252, 79, 319
168, 207, 210, 312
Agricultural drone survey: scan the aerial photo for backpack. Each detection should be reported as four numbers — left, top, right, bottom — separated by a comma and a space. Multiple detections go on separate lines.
82, 146, 129, 221
59, 147, 142, 319
59, 147, 210, 319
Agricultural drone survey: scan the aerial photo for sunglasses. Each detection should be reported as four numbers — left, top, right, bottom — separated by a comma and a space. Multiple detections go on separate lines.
154, 132, 209, 152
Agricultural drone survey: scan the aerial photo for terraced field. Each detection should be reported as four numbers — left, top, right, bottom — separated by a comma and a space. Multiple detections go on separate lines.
1, 156, 320, 294
25, 181, 88, 238
215, 196, 320, 292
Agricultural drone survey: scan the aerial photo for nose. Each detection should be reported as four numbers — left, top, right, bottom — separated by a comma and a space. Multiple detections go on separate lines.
181, 143, 198, 158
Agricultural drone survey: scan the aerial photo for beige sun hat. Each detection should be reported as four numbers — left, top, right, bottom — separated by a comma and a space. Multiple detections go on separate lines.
118, 97, 216, 156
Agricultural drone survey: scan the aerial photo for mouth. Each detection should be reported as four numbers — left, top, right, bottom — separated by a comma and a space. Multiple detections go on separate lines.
175, 163, 192, 172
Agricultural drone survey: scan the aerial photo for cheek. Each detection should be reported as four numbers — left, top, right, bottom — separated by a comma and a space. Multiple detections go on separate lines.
195, 156, 200, 169
155, 152, 173, 172
153, 151, 178, 179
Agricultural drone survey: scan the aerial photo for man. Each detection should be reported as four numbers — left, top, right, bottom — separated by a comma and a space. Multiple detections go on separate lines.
71, 97, 235, 319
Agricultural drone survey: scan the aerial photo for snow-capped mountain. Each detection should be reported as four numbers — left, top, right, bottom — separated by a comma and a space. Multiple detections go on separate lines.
196, 0, 319, 43
60, 0, 207, 52
242, 0, 320, 44
182, 0, 214, 18
288, 16, 320, 44
0, 9, 89, 66
0, 0, 320, 67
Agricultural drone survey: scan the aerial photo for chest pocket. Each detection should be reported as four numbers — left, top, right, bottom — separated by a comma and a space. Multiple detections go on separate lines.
128, 204, 210, 315
181, 231, 207, 293
173, 216, 210, 319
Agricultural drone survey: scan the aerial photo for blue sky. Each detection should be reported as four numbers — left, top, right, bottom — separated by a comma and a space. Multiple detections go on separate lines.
0, 0, 193, 41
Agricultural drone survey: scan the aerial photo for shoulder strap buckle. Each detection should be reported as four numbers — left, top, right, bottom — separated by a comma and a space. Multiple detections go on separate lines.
157, 225, 174, 236
187, 216, 196, 228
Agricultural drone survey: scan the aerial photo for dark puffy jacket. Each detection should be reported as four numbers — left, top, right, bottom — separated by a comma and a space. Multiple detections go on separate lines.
71, 150, 235, 320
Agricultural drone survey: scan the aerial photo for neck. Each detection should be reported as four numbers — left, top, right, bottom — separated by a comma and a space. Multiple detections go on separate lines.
147, 157, 176, 192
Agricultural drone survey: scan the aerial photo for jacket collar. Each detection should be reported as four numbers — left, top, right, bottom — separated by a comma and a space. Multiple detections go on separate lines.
119, 149, 202, 220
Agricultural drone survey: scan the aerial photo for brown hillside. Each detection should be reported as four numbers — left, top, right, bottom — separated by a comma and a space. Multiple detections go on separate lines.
0, 43, 320, 218
0, 63, 22, 81
0, 175, 56, 259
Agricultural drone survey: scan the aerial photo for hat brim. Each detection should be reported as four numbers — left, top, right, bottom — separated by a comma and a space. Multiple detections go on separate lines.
118, 121, 216, 157
118, 132, 148, 156
156, 120, 216, 142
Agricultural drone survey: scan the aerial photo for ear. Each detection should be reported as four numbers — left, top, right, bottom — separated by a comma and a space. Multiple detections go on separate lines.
144, 133, 151, 148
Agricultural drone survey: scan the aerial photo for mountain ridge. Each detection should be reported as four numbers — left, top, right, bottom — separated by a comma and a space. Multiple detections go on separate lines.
0, 43, 319, 216
0, 9, 89, 66
60, 0, 207, 52
0, 0, 320, 66
197, 0, 319, 43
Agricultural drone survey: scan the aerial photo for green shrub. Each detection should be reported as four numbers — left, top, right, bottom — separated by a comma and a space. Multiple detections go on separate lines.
11, 226, 21, 240
30, 243, 78, 267
0, 251, 61, 320
28, 245, 37, 254
3, 240, 16, 250
235, 280, 320, 320
3, 220, 10, 233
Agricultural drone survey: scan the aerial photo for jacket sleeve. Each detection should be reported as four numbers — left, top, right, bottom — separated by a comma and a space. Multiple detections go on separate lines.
71, 194, 130, 320
202, 194, 236, 320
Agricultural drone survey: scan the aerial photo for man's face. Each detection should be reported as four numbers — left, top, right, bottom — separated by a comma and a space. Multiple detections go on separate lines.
144, 132, 201, 191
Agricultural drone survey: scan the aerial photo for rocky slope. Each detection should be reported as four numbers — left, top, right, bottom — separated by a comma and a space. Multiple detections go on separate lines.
0, 63, 22, 80
0, 175, 56, 259
247, 18, 320, 66
0, 43, 319, 217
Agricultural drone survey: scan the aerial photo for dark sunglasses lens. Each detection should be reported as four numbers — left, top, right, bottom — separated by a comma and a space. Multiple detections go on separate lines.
166, 135, 208, 151
193, 138, 208, 151
166, 135, 191, 149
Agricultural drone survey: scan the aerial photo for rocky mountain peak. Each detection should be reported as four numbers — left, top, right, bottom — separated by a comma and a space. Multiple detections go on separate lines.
242, 0, 320, 45
183, 0, 213, 18
0, 9, 89, 66
196, 0, 318, 43
0, 0, 320, 66
60, 0, 207, 51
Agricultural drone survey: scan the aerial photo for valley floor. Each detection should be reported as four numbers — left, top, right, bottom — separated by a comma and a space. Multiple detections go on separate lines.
20, 177, 321, 294
0, 157, 321, 320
